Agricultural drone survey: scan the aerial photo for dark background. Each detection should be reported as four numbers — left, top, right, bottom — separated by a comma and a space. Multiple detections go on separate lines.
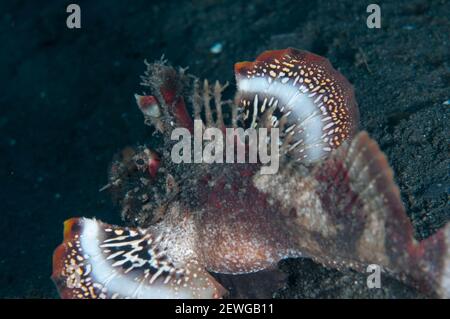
0, 0, 448, 298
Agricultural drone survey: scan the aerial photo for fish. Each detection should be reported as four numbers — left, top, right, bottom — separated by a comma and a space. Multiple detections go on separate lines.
51, 48, 450, 299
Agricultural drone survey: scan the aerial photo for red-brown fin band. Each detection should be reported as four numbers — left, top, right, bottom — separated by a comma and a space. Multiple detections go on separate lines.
235, 48, 359, 164
51, 218, 226, 299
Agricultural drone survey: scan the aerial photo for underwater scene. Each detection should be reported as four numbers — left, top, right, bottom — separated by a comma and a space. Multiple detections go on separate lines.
1, 0, 449, 300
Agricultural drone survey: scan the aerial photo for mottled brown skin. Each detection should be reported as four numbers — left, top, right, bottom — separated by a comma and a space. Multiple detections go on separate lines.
194, 164, 301, 274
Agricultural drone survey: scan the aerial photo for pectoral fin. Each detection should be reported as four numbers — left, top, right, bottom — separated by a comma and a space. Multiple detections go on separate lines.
51, 218, 226, 299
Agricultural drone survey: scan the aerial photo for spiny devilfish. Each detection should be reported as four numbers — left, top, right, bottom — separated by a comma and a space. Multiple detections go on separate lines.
52, 48, 450, 299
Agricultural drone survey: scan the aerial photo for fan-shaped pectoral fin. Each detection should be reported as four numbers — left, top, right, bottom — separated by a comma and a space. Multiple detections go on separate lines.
51, 218, 226, 299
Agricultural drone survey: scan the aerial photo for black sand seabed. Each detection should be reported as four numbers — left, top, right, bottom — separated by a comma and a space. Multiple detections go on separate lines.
0, 0, 448, 298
